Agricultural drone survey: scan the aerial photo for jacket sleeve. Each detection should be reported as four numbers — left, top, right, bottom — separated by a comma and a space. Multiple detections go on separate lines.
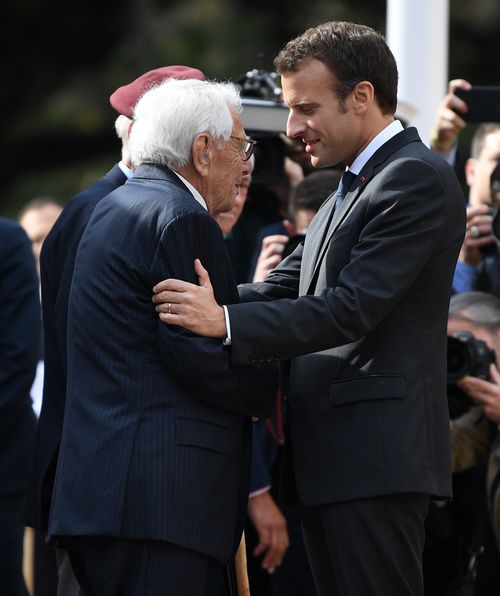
227, 158, 465, 365
150, 210, 278, 417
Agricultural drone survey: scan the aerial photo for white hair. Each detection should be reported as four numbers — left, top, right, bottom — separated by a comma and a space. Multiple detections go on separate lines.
129, 78, 242, 170
114, 115, 132, 141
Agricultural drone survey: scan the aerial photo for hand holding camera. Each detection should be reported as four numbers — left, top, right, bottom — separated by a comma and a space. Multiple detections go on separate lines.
430, 79, 471, 153
461, 205, 496, 265
447, 330, 497, 417
458, 364, 500, 424
253, 233, 291, 282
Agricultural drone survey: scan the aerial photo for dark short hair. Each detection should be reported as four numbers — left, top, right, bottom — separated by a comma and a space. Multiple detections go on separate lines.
290, 169, 343, 215
274, 21, 398, 115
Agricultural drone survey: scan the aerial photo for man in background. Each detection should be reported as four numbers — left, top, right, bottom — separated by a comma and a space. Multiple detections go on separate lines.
447, 292, 500, 594
19, 198, 63, 278
430, 79, 500, 295
0, 218, 40, 596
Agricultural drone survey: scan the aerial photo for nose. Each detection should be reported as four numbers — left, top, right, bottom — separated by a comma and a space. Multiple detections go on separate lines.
242, 157, 253, 178
286, 110, 305, 140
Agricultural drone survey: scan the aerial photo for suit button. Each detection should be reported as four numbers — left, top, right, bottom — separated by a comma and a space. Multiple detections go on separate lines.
249, 355, 257, 363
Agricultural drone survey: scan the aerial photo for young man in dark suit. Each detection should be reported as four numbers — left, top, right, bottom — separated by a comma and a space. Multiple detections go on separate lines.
153, 21, 467, 596
47, 77, 276, 596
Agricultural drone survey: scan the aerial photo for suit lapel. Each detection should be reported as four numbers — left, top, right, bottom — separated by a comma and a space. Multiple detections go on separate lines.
302, 127, 421, 295
299, 193, 336, 295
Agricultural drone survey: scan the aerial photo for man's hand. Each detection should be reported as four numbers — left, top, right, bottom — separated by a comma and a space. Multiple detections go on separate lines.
460, 204, 495, 266
253, 234, 290, 282
247, 491, 289, 574
430, 79, 471, 154
458, 364, 500, 423
152, 259, 227, 337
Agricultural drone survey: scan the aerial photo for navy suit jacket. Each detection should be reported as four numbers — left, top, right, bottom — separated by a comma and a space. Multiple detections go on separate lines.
48, 164, 277, 562
228, 128, 466, 506
0, 219, 40, 497
26, 164, 127, 531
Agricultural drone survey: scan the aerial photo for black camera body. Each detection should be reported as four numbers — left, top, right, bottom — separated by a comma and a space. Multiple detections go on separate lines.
447, 331, 495, 383
447, 331, 496, 416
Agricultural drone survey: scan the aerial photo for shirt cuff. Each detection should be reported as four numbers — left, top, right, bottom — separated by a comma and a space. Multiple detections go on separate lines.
439, 142, 458, 168
222, 305, 232, 346
249, 486, 271, 499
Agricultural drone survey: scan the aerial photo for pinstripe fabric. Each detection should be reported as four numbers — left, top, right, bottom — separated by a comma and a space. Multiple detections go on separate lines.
48, 164, 277, 562
25, 164, 127, 533
65, 537, 209, 596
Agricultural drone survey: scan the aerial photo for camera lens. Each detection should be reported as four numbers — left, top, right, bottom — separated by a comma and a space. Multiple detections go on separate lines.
447, 335, 473, 383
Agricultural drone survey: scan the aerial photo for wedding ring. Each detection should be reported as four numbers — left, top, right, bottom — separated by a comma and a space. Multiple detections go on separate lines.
167, 303, 172, 314
470, 225, 480, 239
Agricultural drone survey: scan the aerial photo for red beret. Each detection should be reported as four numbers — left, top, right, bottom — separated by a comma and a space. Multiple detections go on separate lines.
110, 65, 206, 118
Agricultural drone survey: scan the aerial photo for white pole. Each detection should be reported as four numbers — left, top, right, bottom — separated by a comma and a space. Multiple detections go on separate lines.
386, 0, 449, 144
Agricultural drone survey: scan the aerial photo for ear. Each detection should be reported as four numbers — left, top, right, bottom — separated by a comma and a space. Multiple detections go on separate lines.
351, 81, 375, 114
192, 134, 211, 176
465, 157, 476, 188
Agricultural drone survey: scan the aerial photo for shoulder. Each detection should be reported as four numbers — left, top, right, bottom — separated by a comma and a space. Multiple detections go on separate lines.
0, 219, 36, 285
0, 218, 30, 255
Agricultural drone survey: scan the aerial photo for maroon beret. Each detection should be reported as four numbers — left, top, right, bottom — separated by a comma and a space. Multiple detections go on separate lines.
110, 65, 206, 118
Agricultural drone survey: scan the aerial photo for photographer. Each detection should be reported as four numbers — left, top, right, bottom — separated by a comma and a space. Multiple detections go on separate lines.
441, 292, 500, 594
250, 169, 342, 282
430, 79, 500, 296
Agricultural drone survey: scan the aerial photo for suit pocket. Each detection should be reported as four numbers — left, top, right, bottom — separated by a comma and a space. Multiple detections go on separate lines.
175, 417, 230, 455
329, 375, 405, 407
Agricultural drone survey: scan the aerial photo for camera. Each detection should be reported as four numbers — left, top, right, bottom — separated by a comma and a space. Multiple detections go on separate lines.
236, 69, 289, 135
447, 331, 495, 383
490, 164, 500, 241
447, 331, 496, 415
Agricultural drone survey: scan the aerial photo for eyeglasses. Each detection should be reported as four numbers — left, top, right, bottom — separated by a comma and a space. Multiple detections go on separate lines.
230, 136, 257, 161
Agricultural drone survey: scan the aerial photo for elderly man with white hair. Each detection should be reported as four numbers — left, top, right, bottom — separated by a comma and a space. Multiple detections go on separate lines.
46, 78, 277, 596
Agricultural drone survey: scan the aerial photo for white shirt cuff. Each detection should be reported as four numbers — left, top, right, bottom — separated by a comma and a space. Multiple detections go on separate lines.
249, 486, 271, 499
222, 305, 232, 345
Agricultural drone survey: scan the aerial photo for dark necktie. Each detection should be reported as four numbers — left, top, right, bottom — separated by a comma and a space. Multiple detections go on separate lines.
334, 170, 356, 211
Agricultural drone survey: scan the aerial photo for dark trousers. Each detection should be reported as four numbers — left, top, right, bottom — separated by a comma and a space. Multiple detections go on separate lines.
64, 536, 210, 596
301, 493, 430, 596
0, 492, 29, 596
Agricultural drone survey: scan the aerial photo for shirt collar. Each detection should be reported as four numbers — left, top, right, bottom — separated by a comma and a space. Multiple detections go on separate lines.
173, 171, 208, 211
118, 161, 134, 179
348, 120, 404, 175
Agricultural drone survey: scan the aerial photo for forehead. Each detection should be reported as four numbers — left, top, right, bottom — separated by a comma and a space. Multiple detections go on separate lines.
447, 317, 493, 345
480, 129, 500, 158
281, 59, 337, 106
230, 111, 245, 136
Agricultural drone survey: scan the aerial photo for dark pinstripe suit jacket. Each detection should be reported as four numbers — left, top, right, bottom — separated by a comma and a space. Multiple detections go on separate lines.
25, 164, 127, 532
48, 164, 277, 562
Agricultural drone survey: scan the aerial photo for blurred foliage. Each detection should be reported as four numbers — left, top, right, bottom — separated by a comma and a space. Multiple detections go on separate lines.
1, 0, 498, 217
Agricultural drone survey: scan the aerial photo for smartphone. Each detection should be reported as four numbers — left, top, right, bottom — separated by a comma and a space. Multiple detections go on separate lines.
454, 86, 500, 122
